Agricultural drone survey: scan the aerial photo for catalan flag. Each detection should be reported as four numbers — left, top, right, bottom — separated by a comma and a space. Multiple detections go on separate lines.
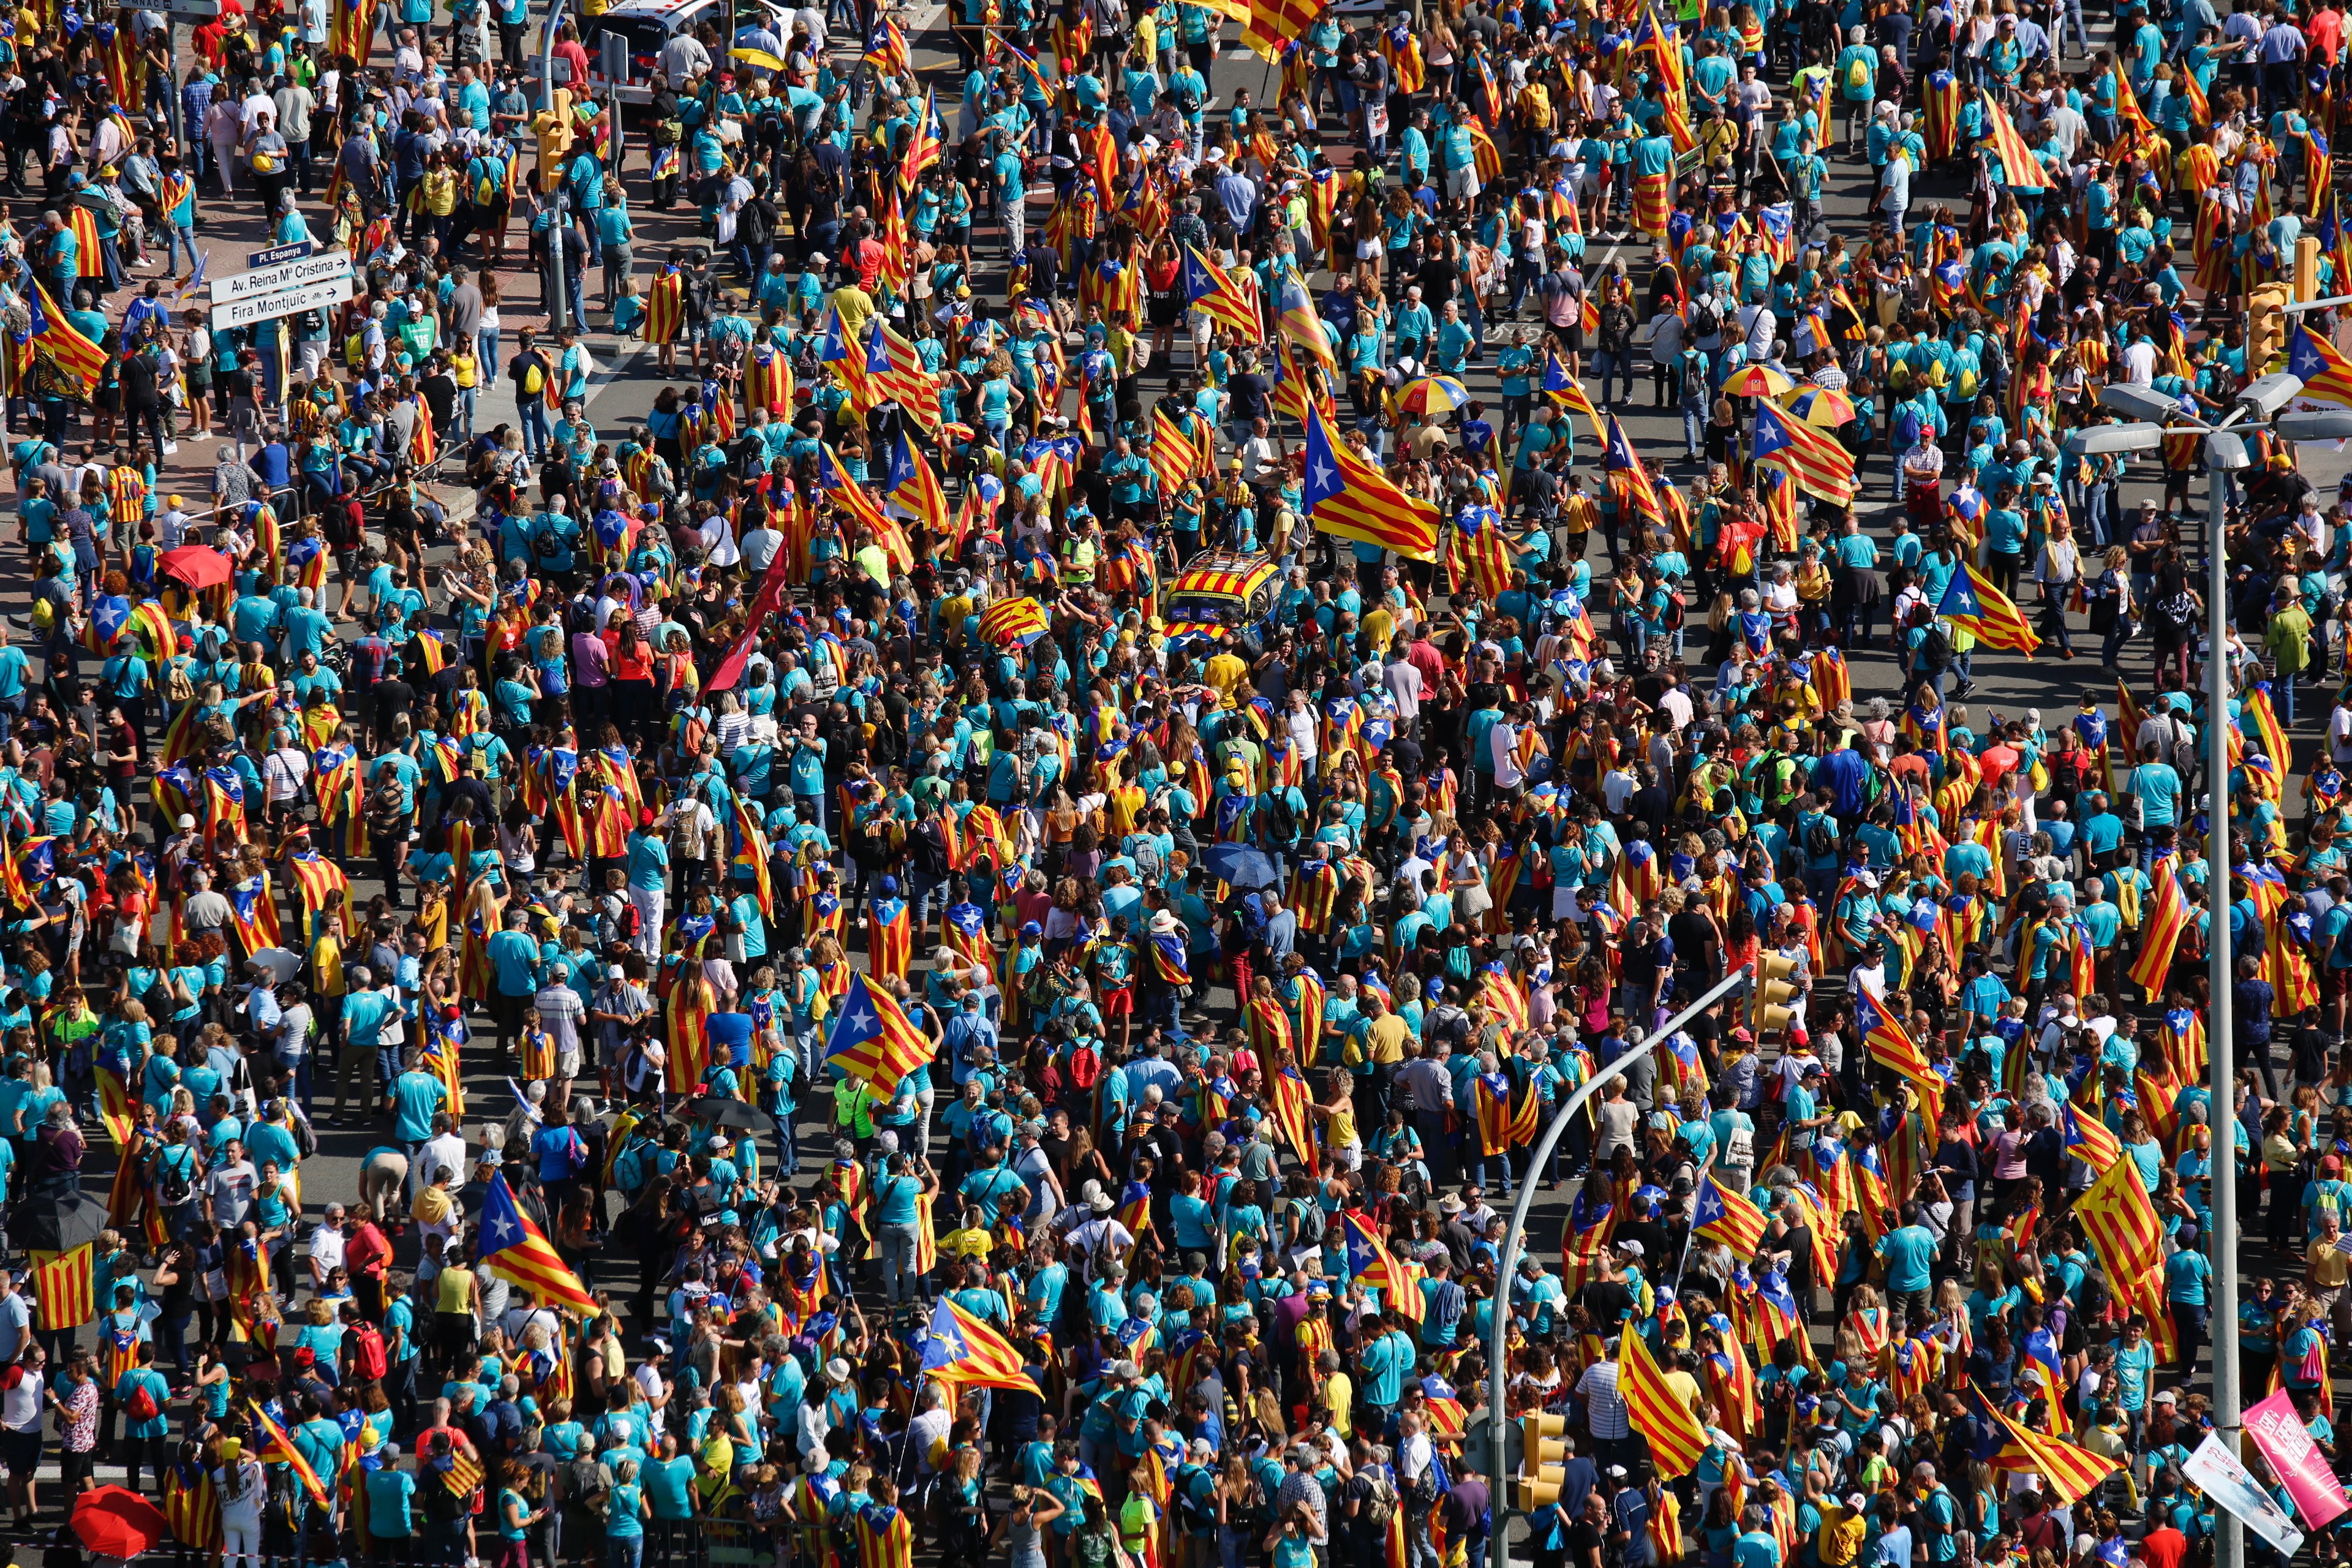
29, 1243, 94, 1328
477, 1172, 599, 1313
1302, 404, 1441, 561
1935, 562, 2040, 657
1750, 402, 1857, 503
1618, 1324, 1713, 1475
2074, 1148, 2166, 1283
439, 1442, 485, 1496
1692, 1174, 1769, 1258
2062, 1098, 2122, 1170
1977, 1387, 2121, 1502
1180, 244, 1261, 338
26, 281, 105, 393
2288, 325, 2352, 409
1242, 0, 1317, 62
919, 1297, 1043, 1394
824, 972, 934, 1098
1269, 1065, 1321, 1177
1977, 90, 2046, 189
1604, 414, 1664, 522
884, 430, 949, 543
978, 594, 1051, 647
249, 1401, 332, 1506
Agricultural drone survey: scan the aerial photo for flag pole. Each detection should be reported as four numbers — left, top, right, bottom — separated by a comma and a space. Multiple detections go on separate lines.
1485, 962, 1753, 1568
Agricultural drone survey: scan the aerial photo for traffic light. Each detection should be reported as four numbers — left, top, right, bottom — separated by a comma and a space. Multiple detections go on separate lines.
2298, 236, 2323, 304
535, 88, 576, 193
1747, 953, 1799, 1038
1515, 1413, 1569, 1512
2250, 281, 2293, 374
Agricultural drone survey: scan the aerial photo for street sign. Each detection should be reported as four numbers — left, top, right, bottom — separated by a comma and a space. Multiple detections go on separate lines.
209, 274, 353, 331
600, 32, 628, 80
164, 0, 222, 15
214, 247, 352, 307
247, 239, 315, 268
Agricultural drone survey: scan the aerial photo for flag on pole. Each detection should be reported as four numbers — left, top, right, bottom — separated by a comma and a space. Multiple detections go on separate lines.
1692, 1174, 1770, 1258
919, 1297, 1044, 1394
1618, 1325, 1714, 1475
823, 972, 935, 1096
1935, 563, 2041, 656
477, 1172, 600, 1313
1302, 404, 1442, 561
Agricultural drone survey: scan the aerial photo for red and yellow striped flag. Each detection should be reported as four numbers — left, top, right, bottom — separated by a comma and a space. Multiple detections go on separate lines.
30, 1243, 93, 1328
1977, 1387, 2120, 1502
2128, 859, 2192, 997
2074, 1152, 2166, 1286
1618, 1324, 1711, 1475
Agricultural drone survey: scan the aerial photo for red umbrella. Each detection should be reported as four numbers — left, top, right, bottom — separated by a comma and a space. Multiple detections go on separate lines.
158, 545, 232, 590
72, 1487, 170, 1558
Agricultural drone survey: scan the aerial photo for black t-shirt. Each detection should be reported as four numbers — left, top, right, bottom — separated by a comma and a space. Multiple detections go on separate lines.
224, 366, 255, 403
369, 680, 415, 749
1231, 371, 1270, 424
1665, 910, 1717, 971
1566, 1519, 1602, 1566
1576, 1280, 1632, 1324
418, 371, 458, 428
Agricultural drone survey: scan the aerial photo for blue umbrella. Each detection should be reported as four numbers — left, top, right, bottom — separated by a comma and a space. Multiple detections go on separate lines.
1205, 842, 1280, 890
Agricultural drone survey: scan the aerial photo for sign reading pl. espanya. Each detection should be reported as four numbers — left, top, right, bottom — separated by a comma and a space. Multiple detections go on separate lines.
209, 249, 355, 330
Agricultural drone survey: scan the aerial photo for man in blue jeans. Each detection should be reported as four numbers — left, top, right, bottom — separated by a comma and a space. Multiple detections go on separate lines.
507, 332, 554, 459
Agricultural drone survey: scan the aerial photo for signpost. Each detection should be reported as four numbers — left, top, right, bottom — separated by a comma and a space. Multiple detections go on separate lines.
209, 249, 355, 330
247, 239, 317, 268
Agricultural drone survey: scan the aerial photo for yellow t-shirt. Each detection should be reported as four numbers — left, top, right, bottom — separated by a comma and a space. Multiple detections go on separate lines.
424, 168, 458, 217
311, 933, 345, 998
451, 350, 479, 390
1367, 1014, 1412, 1065
1324, 1371, 1354, 1438
1204, 649, 1248, 701
1361, 605, 1396, 652
1818, 1504, 1866, 1567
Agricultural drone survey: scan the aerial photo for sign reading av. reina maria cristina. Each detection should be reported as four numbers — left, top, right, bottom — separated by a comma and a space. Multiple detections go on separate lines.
2242, 1390, 2352, 1529
208, 249, 356, 330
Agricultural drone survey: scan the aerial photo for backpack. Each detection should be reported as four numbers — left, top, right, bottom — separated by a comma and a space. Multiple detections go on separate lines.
125, 1378, 159, 1423
291, 1109, 318, 1158
522, 358, 546, 395
532, 519, 564, 562
349, 1321, 389, 1381
153, 1146, 195, 1208
1360, 1471, 1400, 1531
1920, 624, 1952, 671
1846, 55, 1870, 90
1804, 816, 1836, 858
1689, 297, 1722, 338
1260, 792, 1298, 845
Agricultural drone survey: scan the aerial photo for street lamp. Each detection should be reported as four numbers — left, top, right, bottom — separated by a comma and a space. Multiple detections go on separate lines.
2062, 371, 2352, 1568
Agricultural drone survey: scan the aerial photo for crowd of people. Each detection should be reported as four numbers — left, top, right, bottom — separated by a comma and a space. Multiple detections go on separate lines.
4, 0, 2352, 1564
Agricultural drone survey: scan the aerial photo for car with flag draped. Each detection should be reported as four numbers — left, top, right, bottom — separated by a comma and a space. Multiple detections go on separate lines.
1162, 549, 1281, 650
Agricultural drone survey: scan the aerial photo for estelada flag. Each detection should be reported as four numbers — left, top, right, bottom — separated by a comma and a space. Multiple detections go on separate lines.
823, 972, 933, 1096
249, 1401, 332, 1506
2074, 1150, 2166, 1289
1692, 1174, 1768, 1259
1618, 1324, 1713, 1476
477, 1172, 599, 1314
30, 1243, 93, 1328
1936, 563, 2041, 657
1976, 1385, 2120, 1502
1302, 404, 1441, 562
919, 1297, 1042, 1395
2289, 325, 2352, 408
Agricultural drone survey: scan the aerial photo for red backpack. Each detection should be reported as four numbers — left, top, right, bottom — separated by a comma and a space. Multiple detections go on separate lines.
349, 1322, 389, 1382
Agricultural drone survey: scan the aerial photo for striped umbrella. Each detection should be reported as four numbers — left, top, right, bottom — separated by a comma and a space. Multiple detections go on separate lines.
1396, 374, 1472, 417
1782, 385, 1857, 428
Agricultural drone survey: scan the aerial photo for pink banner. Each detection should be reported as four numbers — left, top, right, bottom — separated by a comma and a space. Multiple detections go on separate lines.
2243, 1389, 2352, 1529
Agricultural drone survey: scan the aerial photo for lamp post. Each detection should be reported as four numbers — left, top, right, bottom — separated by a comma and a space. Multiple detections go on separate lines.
1481, 964, 1758, 1568
2065, 383, 2352, 1568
